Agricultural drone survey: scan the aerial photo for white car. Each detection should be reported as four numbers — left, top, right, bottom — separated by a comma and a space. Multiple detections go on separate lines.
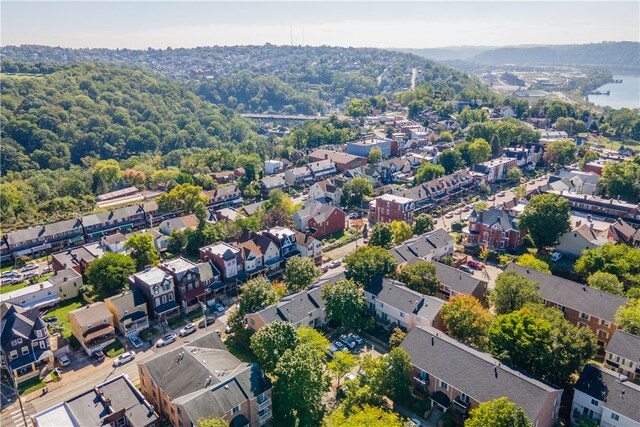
21, 264, 38, 272
407, 419, 423, 427
328, 260, 341, 269
179, 323, 197, 337
112, 351, 135, 367
155, 333, 177, 348
551, 252, 563, 262
57, 354, 71, 367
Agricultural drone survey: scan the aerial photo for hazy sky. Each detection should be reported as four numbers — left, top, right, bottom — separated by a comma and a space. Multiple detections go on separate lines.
2, 1, 639, 49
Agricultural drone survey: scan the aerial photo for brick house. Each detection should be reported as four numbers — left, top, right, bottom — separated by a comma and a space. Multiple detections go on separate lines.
293, 201, 346, 239
199, 243, 242, 282
309, 148, 368, 172
463, 208, 525, 252
369, 194, 415, 225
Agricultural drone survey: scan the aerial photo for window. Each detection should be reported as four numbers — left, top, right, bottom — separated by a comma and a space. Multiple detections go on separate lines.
460, 393, 470, 404
232, 405, 240, 414
9, 350, 17, 360
40, 341, 47, 350
168, 293, 174, 302
591, 399, 599, 406
580, 312, 590, 320
21, 346, 29, 355
117, 417, 126, 427
440, 380, 448, 391
153, 286, 159, 295
598, 330, 608, 339
17, 338, 22, 344
611, 413, 619, 421
11, 340, 16, 346
600, 319, 609, 327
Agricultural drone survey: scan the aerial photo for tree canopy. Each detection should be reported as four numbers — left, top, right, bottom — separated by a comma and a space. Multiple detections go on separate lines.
250, 320, 300, 374
491, 270, 542, 315
284, 256, 321, 294
85, 252, 136, 299
465, 397, 532, 427
395, 261, 440, 295
519, 193, 571, 249
323, 279, 366, 329
440, 294, 492, 348
345, 246, 398, 286
125, 233, 160, 271
368, 222, 394, 249
412, 213, 434, 235
615, 299, 640, 335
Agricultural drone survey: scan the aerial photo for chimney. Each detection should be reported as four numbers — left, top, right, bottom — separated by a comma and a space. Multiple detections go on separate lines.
324, 154, 328, 160
576, 220, 582, 227
494, 366, 498, 378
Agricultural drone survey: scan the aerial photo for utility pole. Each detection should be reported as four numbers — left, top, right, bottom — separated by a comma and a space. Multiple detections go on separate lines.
5, 356, 29, 427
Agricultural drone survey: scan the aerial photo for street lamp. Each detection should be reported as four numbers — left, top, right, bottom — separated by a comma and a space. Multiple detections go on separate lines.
200, 301, 208, 330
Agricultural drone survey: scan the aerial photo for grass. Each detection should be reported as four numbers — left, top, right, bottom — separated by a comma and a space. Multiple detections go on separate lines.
17, 376, 46, 395
167, 317, 187, 330
139, 328, 158, 342
104, 339, 125, 358
0, 281, 29, 294
45, 297, 87, 339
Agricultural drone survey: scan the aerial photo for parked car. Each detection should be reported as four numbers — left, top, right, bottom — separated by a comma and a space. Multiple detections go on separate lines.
179, 323, 197, 337
57, 354, 71, 367
328, 341, 349, 354
224, 325, 232, 334
155, 333, 177, 348
497, 191, 506, 197
551, 252, 563, 262
42, 266, 52, 274
407, 419, 423, 427
128, 334, 143, 349
467, 260, 484, 270
321, 265, 330, 273
459, 265, 474, 274
1, 270, 20, 278
445, 212, 454, 218
198, 317, 216, 328
21, 264, 38, 272
43, 316, 57, 323
213, 303, 225, 314
92, 350, 105, 362
349, 333, 364, 345
23, 271, 38, 279
339, 334, 356, 349
329, 260, 342, 269
112, 351, 135, 367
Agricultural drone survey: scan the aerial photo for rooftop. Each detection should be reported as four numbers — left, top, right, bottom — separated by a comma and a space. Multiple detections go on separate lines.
575, 364, 640, 422
606, 329, 640, 364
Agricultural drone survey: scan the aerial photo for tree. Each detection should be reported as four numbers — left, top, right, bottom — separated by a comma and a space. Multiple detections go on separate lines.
543, 140, 577, 166
323, 279, 366, 329
343, 177, 373, 208
506, 166, 523, 184
85, 253, 136, 299
490, 134, 502, 157
512, 185, 527, 200
491, 270, 542, 315
262, 205, 294, 228
368, 222, 394, 249
599, 159, 640, 203
328, 351, 357, 398
379, 347, 412, 404
615, 299, 640, 335
297, 327, 331, 356
274, 344, 330, 426
390, 220, 413, 246
368, 146, 383, 163
395, 261, 440, 295
439, 149, 465, 174
579, 151, 600, 168
196, 417, 229, 427
121, 169, 147, 188
284, 256, 321, 294
228, 276, 278, 332
157, 183, 208, 214
468, 138, 491, 164
575, 243, 640, 290
587, 271, 624, 295
324, 405, 404, 427
440, 294, 493, 348
414, 163, 445, 184
125, 233, 160, 271
465, 397, 532, 427
92, 159, 122, 193
344, 246, 398, 286
389, 327, 407, 348
250, 320, 300, 374
519, 193, 571, 249
439, 130, 453, 142
412, 213, 434, 235
515, 254, 551, 274
168, 229, 188, 254
263, 188, 296, 213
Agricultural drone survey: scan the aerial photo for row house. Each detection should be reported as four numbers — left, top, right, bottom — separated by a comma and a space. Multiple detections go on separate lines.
369, 193, 415, 225
308, 148, 367, 172
402, 327, 563, 426
376, 157, 413, 184
309, 179, 343, 206
284, 166, 314, 186
392, 170, 480, 210
158, 214, 199, 237
158, 258, 207, 314
138, 333, 272, 427
284, 160, 337, 186
261, 227, 299, 261
556, 221, 610, 259
548, 170, 601, 196
51, 243, 105, 273
233, 231, 282, 279
105, 290, 150, 337
463, 208, 526, 252
503, 146, 539, 168
200, 243, 242, 283
540, 190, 640, 227
128, 268, 181, 321
211, 170, 235, 183
506, 264, 629, 347
571, 364, 640, 427
603, 329, 640, 382
81, 203, 149, 241
0, 303, 52, 384
473, 157, 519, 183
365, 277, 445, 332
433, 263, 488, 303
260, 175, 286, 197
69, 302, 116, 356
293, 201, 346, 239
294, 231, 322, 266
608, 218, 640, 247
203, 185, 242, 208
389, 229, 455, 263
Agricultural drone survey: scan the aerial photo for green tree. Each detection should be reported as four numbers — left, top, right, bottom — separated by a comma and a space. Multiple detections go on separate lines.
125, 233, 160, 271
390, 220, 413, 246
297, 327, 331, 356
615, 299, 640, 335
439, 130, 453, 142
342, 177, 373, 208
414, 163, 445, 184
468, 138, 491, 164
284, 256, 321, 293
440, 294, 493, 348
389, 327, 407, 348
574, 243, 640, 290
85, 253, 136, 299
599, 159, 640, 203
92, 159, 122, 193
515, 254, 551, 274
344, 246, 398, 286
368, 146, 383, 163
395, 261, 440, 295
328, 351, 356, 398
368, 222, 394, 249
227, 276, 278, 332
412, 213, 434, 235
587, 271, 624, 295
506, 166, 523, 183
274, 343, 330, 426
323, 279, 366, 329
196, 417, 229, 427
324, 405, 404, 427
465, 397, 532, 427
491, 270, 542, 315
250, 320, 300, 374
439, 149, 465, 174
543, 140, 577, 166
379, 347, 412, 404
340, 382, 387, 417
519, 193, 571, 249
157, 183, 208, 214
579, 151, 600, 169
263, 188, 296, 213
262, 205, 294, 229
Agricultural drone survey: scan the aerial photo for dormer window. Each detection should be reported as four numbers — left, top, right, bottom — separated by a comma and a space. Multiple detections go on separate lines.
153, 285, 160, 295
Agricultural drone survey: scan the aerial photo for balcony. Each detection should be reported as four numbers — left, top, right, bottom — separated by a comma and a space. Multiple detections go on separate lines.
257, 396, 271, 411
452, 397, 471, 415
257, 409, 272, 425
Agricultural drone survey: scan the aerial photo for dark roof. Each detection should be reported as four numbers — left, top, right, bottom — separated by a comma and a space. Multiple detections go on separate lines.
434, 262, 487, 296
366, 277, 443, 321
478, 208, 519, 231
574, 364, 640, 422
505, 264, 628, 323
401, 327, 561, 423
606, 329, 640, 363
388, 228, 454, 262
1, 303, 42, 348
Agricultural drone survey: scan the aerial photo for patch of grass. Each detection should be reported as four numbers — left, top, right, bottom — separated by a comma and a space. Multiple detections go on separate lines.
45, 297, 87, 339
225, 335, 257, 363
0, 281, 29, 294
186, 310, 203, 322
104, 339, 125, 358
49, 371, 61, 382
168, 317, 187, 330
139, 328, 157, 342
18, 376, 46, 395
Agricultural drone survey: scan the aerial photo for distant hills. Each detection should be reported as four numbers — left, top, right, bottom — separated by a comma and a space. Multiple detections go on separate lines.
396, 42, 640, 73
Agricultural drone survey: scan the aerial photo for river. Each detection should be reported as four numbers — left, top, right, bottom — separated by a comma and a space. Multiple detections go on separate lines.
586, 74, 640, 110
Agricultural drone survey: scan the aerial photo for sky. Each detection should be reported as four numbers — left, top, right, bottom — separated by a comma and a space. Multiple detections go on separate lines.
1, 1, 639, 50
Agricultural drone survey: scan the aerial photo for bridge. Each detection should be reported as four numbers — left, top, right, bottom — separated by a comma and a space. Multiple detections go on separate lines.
240, 113, 328, 123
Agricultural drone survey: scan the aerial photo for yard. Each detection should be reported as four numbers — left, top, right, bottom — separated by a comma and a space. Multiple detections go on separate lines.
104, 339, 125, 358
44, 297, 87, 339
17, 377, 46, 396
0, 273, 55, 295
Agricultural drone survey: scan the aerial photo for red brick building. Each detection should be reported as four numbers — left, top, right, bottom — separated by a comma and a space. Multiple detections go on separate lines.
368, 194, 415, 225
293, 201, 346, 239
463, 208, 525, 252
308, 149, 368, 172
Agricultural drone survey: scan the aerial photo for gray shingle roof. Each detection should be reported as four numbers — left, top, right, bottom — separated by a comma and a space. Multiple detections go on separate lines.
574, 364, 640, 422
69, 302, 112, 327
478, 208, 519, 231
401, 327, 561, 423
366, 277, 444, 321
505, 264, 628, 323
433, 263, 487, 296
606, 329, 640, 364
388, 229, 454, 262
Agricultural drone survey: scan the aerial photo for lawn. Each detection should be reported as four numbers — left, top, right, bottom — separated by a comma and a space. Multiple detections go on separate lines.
225, 335, 257, 363
17, 376, 46, 396
104, 339, 125, 358
0, 281, 29, 294
45, 297, 87, 339
167, 317, 187, 330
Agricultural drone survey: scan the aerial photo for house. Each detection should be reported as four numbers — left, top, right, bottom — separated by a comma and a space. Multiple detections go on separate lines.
540, 189, 640, 226
0, 303, 52, 384
433, 263, 488, 303
307, 159, 338, 181
608, 218, 640, 247
346, 137, 393, 157
3, 268, 82, 310
196, 260, 223, 299
505, 264, 629, 347
159, 214, 199, 236
138, 332, 272, 427
401, 327, 562, 426
128, 268, 180, 321
105, 290, 150, 337
539, 130, 568, 142
239, 201, 266, 217
308, 149, 368, 172
215, 208, 243, 222
343, 165, 382, 188
211, 170, 235, 183
392, 170, 479, 209
309, 179, 343, 206
264, 159, 284, 175
43, 267, 82, 301
69, 302, 116, 356
556, 222, 610, 258
549, 170, 600, 195
260, 175, 286, 196
293, 201, 346, 239
200, 243, 242, 281
571, 364, 640, 427
244, 232, 283, 275
503, 147, 537, 167
463, 208, 525, 252
390, 229, 455, 263
159, 258, 207, 314
261, 227, 299, 260
4, 217, 85, 258
473, 157, 519, 183
31, 374, 159, 427
51, 243, 105, 273
369, 194, 415, 225
583, 158, 612, 176
365, 277, 445, 332
100, 231, 127, 253
81, 203, 149, 240
603, 329, 640, 382
148, 229, 170, 253
204, 185, 242, 208
284, 166, 314, 186
294, 231, 322, 266
235, 239, 266, 279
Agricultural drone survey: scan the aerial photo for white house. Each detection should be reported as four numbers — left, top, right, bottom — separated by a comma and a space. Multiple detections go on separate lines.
265, 159, 284, 175
309, 179, 343, 206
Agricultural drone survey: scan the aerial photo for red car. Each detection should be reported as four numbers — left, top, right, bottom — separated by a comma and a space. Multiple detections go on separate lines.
467, 260, 484, 270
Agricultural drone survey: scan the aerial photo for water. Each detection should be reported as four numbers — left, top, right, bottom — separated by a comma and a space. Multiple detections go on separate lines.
587, 75, 640, 110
